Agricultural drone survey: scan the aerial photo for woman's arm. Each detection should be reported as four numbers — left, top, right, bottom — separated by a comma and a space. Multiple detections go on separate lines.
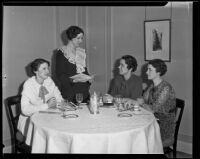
144, 85, 173, 114
50, 78, 64, 102
21, 83, 48, 116
84, 67, 93, 84
55, 51, 75, 99
56, 50, 74, 78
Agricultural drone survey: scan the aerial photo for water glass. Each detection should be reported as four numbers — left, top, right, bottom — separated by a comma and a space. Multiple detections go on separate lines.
76, 93, 83, 109
114, 95, 123, 110
60, 100, 68, 118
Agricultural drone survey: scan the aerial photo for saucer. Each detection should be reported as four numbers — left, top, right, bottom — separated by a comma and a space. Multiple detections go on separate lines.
63, 114, 79, 119
118, 113, 132, 117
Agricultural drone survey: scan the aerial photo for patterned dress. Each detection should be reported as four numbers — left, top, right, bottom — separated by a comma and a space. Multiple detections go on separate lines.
143, 80, 176, 147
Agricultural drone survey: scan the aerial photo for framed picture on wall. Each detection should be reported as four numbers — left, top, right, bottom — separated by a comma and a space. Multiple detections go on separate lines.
144, 19, 171, 62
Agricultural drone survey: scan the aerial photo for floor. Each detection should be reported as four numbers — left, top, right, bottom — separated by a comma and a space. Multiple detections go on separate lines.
3, 145, 193, 157
166, 151, 192, 158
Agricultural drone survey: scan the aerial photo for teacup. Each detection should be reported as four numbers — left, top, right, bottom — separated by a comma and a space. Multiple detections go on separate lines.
133, 104, 140, 111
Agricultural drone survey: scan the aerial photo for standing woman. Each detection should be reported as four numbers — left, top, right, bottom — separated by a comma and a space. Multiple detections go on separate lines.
17, 58, 64, 139
55, 26, 93, 103
125, 59, 176, 147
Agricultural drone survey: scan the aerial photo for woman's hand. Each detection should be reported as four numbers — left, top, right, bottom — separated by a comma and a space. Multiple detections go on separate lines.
72, 79, 80, 83
136, 98, 144, 105
71, 74, 94, 83
142, 104, 154, 113
47, 97, 57, 108
88, 75, 94, 83
124, 99, 137, 110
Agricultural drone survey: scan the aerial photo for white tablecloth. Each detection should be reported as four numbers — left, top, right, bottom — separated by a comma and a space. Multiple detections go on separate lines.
26, 105, 163, 154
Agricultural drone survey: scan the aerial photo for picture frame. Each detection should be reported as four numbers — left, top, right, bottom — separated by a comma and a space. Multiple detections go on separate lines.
144, 19, 171, 62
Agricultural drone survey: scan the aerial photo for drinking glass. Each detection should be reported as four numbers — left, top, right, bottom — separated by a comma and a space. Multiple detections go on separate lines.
76, 93, 83, 109
60, 100, 67, 118
114, 95, 123, 110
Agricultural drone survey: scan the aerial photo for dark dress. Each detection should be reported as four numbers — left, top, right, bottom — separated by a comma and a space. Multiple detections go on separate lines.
109, 74, 143, 100
55, 49, 91, 103
143, 80, 176, 147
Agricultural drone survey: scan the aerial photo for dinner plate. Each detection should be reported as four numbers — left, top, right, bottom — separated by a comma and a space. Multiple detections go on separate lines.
63, 114, 79, 119
117, 113, 132, 117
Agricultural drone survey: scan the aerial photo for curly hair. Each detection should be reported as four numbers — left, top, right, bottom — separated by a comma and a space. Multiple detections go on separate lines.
148, 59, 167, 76
66, 26, 84, 40
31, 58, 50, 75
121, 55, 138, 72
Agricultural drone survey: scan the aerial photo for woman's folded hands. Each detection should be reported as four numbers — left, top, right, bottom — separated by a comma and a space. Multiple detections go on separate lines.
47, 97, 57, 109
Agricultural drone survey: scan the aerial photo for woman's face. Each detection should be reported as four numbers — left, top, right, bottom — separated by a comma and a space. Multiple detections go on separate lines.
35, 63, 49, 81
118, 59, 131, 76
146, 64, 160, 80
72, 33, 84, 47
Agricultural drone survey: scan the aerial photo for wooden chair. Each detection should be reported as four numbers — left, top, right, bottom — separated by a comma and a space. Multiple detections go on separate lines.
164, 98, 185, 158
5, 95, 31, 153
2, 144, 5, 150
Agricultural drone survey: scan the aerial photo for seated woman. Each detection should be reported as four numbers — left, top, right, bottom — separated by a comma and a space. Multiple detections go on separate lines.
55, 25, 93, 103
17, 58, 64, 139
124, 59, 176, 147
109, 55, 143, 100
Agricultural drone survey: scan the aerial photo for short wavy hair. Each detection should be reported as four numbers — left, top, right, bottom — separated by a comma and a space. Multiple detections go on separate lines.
66, 26, 84, 40
31, 58, 50, 75
148, 59, 167, 76
121, 55, 138, 72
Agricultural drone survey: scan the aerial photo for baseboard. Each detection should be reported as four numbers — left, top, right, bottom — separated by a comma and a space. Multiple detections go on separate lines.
177, 140, 192, 154
3, 145, 12, 153
3, 137, 13, 153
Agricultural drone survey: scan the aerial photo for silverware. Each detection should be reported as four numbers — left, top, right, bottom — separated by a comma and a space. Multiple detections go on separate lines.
69, 102, 78, 108
39, 111, 61, 114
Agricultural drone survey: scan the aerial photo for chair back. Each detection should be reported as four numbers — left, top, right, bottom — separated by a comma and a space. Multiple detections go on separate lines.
163, 98, 185, 157
174, 98, 185, 146
5, 95, 32, 153
5, 95, 21, 136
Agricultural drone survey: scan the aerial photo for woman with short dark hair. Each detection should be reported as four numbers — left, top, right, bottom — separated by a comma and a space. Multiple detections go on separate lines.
30, 58, 50, 74
109, 55, 143, 100
124, 59, 176, 147
55, 26, 93, 103
17, 58, 64, 138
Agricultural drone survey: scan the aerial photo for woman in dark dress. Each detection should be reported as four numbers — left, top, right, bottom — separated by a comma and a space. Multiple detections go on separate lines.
55, 26, 93, 103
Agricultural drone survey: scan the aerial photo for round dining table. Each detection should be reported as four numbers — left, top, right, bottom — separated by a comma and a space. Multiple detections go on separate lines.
25, 104, 163, 154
